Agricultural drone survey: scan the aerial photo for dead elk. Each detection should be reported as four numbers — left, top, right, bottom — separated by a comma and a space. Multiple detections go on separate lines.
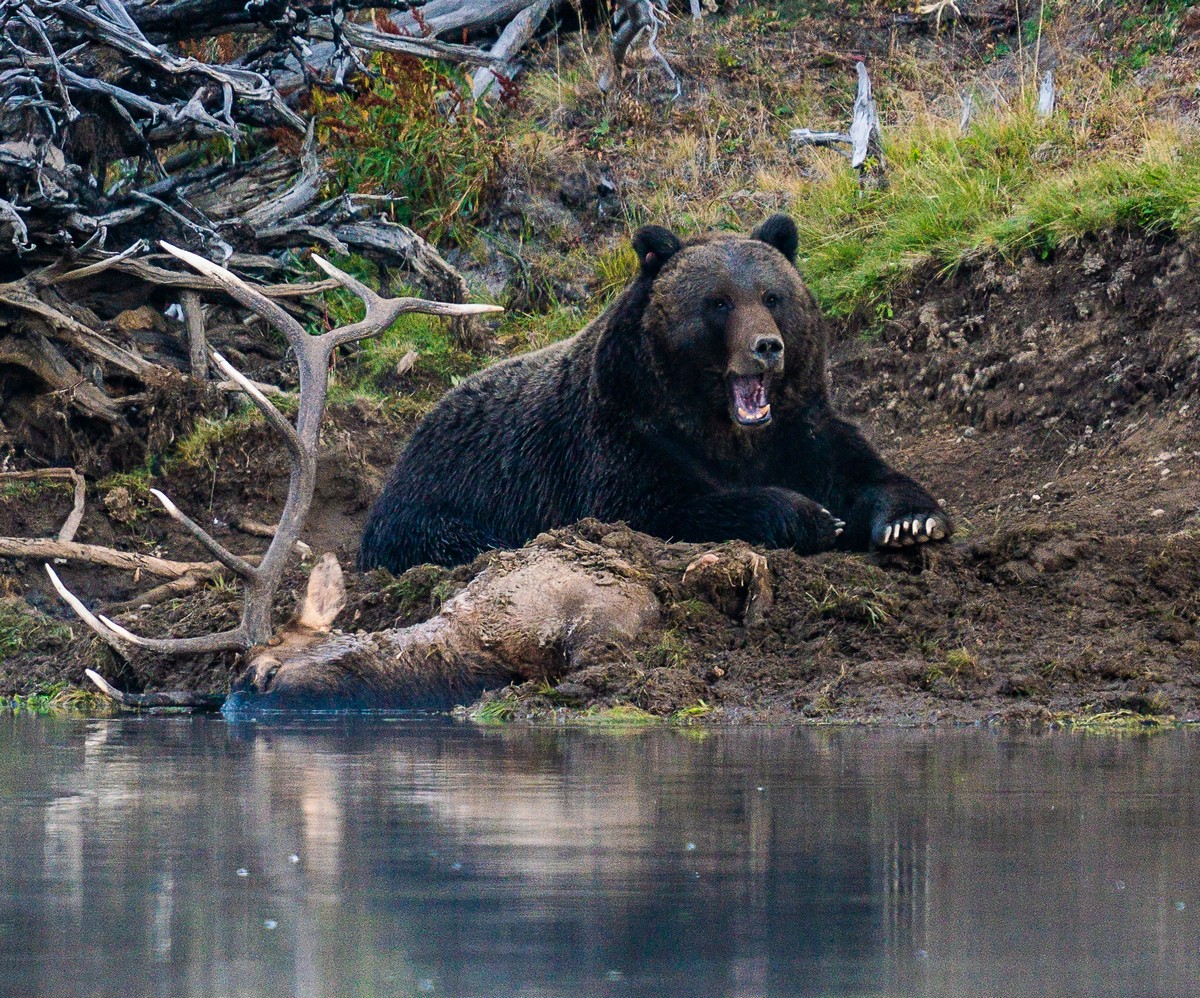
79, 531, 772, 713
226, 543, 659, 711
76, 530, 777, 713
80, 542, 662, 712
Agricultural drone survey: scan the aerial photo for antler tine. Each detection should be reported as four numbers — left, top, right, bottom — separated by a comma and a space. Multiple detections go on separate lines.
84, 668, 226, 710
95, 613, 248, 654
149, 489, 256, 580
159, 241, 309, 348
45, 564, 130, 656
309, 253, 378, 304
45, 564, 249, 657
310, 253, 503, 349
211, 350, 303, 461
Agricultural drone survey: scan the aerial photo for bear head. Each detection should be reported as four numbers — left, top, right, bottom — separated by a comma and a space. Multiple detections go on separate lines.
627, 214, 827, 442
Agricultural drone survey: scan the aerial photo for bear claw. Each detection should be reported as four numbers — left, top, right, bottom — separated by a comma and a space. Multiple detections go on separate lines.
818, 508, 845, 542
877, 513, 950, 550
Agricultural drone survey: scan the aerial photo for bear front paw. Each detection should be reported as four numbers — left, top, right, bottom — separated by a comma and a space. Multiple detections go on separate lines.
873, 513, 951, 549
792, 501, 846, 554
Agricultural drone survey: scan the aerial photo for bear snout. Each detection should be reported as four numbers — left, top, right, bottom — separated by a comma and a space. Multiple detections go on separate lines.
752, 334, 784, 369
726, 303, 785, 377
728, 336, 784, 378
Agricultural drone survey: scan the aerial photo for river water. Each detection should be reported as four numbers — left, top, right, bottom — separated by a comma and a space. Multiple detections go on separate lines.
0, 715, 1196, 997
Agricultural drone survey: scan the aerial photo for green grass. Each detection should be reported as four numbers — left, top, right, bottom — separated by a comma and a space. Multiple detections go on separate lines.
312, 53, 501, 244
1111, 0, 1200, 70
175, 409, 267, 470
500, 305, 589, 352
335, 307, 480, 397
788, 111, 1200, 318
469, 691, 521, 723
944, 647, 979, 674
2, 683, 109, 715
304, 253, 485, 397
991, 151, 1200, 253
592, 242, 639, 300
0, 604, 103, 715
0, 602, 74, 660
577, 704, 662, 725
646, 628, 690, 670
95, 406, 273, 501
671, 700, 714, 723
1055, 708, 1178, 733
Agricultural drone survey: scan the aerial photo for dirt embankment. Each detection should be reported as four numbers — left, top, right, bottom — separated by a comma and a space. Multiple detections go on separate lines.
2, 232, 1198, 722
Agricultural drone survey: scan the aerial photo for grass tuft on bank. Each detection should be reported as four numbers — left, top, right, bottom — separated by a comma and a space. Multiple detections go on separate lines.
2, 683, 110, 715
776, 115, 1200, 318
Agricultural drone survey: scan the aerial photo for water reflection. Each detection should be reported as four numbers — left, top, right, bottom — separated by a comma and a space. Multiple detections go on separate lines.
0, 717, 1196, 997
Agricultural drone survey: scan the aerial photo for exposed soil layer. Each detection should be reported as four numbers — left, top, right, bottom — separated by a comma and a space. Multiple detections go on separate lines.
2, 231, 1198, 723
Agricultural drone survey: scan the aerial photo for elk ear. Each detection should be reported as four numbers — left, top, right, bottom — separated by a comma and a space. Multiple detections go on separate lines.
752, 214, 799, 264
297, 552, 346, 632
632, 225, 683, 278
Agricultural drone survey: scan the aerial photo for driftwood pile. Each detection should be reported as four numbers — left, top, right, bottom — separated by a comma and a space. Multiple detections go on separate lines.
0, 0, 695, 473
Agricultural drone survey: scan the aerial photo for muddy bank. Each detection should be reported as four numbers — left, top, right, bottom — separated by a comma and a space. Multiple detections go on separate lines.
2, 232, 1198, 723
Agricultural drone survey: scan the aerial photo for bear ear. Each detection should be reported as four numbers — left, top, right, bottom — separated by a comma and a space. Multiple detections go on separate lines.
632, 225, 683, 279
751, 214, 799, 264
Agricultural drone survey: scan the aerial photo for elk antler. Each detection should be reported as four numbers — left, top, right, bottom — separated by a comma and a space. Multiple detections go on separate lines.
48, 241, 502, 658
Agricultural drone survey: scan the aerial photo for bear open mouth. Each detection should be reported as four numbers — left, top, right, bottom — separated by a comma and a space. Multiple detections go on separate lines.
728, 374, 772, 427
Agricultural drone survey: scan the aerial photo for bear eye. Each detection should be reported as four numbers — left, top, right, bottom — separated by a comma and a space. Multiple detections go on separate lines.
762, 292, 780, 308
707, 296, 733, 314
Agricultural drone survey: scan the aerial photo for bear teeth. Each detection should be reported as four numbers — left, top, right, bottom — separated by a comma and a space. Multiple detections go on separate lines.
737, 403, 771, 422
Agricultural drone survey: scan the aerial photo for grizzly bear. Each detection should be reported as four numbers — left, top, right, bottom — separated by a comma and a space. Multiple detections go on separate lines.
359, 215, 951, 573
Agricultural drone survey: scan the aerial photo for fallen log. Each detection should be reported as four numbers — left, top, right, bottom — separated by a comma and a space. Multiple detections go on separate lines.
1, 0, 522, 469
472, 0, 554, 100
